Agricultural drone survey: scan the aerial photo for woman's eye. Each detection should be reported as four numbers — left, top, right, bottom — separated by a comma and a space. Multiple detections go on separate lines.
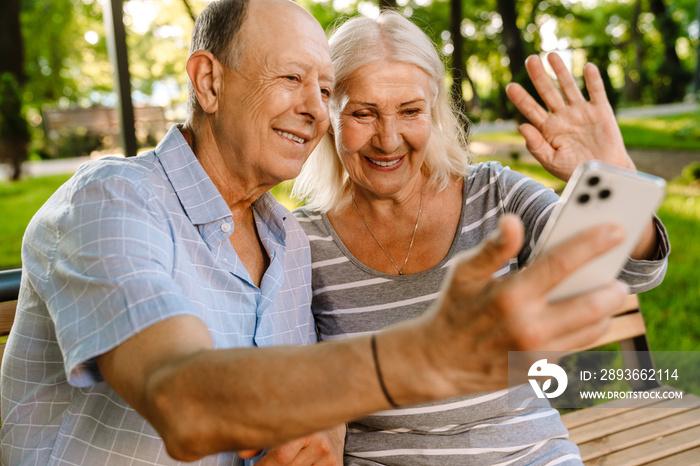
403, 109, 419, 116
285, 75, 300, 82
353, 112, 373, 119
321, 88, 332, 98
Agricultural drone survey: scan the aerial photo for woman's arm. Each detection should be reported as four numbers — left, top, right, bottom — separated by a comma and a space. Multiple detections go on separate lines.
506, 53, 662, 260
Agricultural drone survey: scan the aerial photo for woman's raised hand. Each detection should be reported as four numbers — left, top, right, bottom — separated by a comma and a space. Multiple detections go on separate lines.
506, 53, 635, 181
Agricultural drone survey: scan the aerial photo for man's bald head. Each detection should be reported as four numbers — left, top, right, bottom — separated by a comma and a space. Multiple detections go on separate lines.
186, 0, 326, 119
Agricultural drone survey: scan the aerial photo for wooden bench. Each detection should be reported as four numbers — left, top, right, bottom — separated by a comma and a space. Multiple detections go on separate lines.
560, 294, 700, 465
0, 268, 20, 367
1, 270, 698, 463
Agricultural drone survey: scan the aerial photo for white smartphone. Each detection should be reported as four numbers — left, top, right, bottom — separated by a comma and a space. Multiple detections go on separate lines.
530, 161, 666, 302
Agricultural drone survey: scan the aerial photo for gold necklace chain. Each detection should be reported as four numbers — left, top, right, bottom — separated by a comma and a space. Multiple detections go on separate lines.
352, 181, 425, 275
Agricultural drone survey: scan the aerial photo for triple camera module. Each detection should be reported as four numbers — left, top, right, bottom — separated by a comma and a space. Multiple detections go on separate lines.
576, 175, 612, 204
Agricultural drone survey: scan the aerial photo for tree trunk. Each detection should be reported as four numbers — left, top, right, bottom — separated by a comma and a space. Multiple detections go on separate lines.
0, 0, 28, 180
648, 0, 691, 102
496, 0, 534, 120
0, 0, 25, 83
496, 0, 527, 84
450, 0, 469, 119
624, 0, 646, 102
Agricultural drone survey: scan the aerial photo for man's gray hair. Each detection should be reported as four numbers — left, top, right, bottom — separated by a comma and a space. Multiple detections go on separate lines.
293, 11, 473, 213
187, 0, 251, 119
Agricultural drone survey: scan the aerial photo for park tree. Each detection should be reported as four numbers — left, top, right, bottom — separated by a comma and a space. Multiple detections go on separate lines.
648, 0, 693, 102
0, 0, 30, 180
3, 0, 697, 180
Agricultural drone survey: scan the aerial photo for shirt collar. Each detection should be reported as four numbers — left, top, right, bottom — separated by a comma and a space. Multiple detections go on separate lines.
154, 125, 231, 226
252, 192, 289, 243
154, 125, 289, 243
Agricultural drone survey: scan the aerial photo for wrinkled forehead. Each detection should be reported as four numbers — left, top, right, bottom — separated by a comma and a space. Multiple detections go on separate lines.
331, 60, 436, 114
244, 0, 329, 53
239, 0, 332, 75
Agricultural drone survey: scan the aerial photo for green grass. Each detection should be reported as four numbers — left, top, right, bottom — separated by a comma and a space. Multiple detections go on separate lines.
618, 112, 700, 151
0, 174, 72, 269
641, 182, 700, 351
471, 111, 700, 152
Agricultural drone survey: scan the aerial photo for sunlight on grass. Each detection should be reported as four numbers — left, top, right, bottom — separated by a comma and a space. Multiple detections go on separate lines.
471, 112, 700, 152
0, 174, 72, 269
618, 112, 700, 151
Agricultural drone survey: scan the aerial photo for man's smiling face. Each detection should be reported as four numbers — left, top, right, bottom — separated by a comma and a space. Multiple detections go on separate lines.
212, 0, 334, 186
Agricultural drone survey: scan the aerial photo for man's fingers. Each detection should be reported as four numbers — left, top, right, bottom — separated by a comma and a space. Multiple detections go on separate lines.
255, 440, 304, 465
542, 280, 629, 350
524, 223, 625, 297
452, 215, 524, 281
547, 53, 585, 105
506, 82, 548, 128
524, 55, 566, 112
237, 449, 263, 459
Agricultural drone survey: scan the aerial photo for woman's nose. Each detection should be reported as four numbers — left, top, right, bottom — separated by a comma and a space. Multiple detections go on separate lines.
372, 118, 402, 154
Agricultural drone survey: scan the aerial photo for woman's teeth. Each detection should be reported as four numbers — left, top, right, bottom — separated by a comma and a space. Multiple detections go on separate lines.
275, 130, 306, 144
368, 157, 401, 167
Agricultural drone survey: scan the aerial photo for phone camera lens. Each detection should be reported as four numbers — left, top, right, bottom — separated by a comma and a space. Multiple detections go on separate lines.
577, 193, 591, 204
599, 189, 611, 199
587, 176, 600, 186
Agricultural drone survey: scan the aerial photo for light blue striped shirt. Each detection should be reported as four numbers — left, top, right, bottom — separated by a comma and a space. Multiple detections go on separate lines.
1, 125, 315, 465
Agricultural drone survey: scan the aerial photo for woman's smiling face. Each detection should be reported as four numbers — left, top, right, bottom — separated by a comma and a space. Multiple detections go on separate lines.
333, 60, 433, 199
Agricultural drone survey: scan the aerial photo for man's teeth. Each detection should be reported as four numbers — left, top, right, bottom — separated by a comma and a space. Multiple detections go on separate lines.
275, 130, 306, 144
368, 157, 401, 167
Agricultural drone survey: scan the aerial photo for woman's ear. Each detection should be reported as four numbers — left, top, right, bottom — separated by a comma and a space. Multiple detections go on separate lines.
186, 50, 222, 114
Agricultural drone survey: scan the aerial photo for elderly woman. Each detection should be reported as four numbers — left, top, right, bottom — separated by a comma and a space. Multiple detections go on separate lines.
293, 11, 668, 466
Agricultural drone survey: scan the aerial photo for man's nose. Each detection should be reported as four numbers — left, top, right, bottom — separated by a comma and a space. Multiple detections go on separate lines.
372, 118, 402, 154
298, 82, 329, 124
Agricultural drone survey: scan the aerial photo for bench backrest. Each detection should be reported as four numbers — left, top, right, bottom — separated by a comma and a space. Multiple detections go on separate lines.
0, 269, 21, 364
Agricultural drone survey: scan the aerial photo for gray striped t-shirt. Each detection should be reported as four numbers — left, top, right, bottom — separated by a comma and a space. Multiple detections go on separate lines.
294, 161, 669, 466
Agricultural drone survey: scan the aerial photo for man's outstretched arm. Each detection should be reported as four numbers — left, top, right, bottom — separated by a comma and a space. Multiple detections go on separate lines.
97, 215, 628, 461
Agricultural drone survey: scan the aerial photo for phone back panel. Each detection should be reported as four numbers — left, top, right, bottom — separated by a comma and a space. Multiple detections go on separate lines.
532, 162, 666, 302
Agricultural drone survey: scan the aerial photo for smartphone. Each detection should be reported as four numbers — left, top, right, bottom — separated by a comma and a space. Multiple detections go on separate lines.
530, 161, 666, 302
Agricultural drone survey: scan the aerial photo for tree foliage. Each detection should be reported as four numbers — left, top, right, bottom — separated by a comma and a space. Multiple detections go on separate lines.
6, 0, 698, 170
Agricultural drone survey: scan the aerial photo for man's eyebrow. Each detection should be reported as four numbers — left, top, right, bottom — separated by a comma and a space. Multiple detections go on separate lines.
286, 61, 335, 83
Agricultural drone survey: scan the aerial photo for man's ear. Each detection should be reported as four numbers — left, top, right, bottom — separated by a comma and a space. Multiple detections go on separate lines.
187, 50, 222, 114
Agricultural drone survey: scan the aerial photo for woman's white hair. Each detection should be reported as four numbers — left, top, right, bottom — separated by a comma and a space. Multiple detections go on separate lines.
292, 10, 473, 212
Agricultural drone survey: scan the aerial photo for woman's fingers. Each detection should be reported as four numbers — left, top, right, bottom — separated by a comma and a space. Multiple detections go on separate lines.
524, 55, 567, 112
547, 53, 585, 106
583, 62, 608, 104
517, 123, 554, 164
505, 82, 548, 128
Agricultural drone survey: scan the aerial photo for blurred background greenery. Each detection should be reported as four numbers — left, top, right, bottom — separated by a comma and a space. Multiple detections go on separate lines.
1, 0, 699, 353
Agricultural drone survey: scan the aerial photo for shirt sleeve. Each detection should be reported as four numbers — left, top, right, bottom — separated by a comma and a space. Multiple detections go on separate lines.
29, 173, 202, 387
490, 163, 560, 264
619, 215, 670, 293
493, 162, 670, 293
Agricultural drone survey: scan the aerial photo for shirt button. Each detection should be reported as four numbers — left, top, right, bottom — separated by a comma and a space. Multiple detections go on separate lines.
221, 222, 232, 233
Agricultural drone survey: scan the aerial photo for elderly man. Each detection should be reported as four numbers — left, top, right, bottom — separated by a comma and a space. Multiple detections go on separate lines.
1, 0, 633, 464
